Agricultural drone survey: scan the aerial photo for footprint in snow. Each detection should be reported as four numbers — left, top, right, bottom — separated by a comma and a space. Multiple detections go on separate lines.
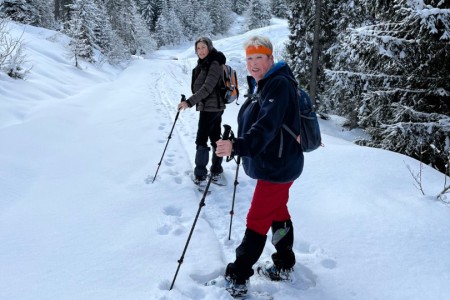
321, 258, 337, 269
163, 206, 182, 217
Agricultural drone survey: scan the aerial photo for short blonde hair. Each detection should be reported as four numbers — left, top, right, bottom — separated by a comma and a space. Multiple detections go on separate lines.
243, 36, 273, 53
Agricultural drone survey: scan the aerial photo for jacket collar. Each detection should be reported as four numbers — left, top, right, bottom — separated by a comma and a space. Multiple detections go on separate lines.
247, 61, 288, 92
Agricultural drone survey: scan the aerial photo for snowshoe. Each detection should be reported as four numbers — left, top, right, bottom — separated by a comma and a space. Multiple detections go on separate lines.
209, 172, 227, 186
190, 173, 212, 194
225, 275, 249, 298
205, 275, 273, 300
256, 261, 292, 282
191, 174, 207, 187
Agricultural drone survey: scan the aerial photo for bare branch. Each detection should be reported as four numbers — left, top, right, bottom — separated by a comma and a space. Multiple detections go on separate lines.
406, 162, 425, 196
0, 18, 29, 79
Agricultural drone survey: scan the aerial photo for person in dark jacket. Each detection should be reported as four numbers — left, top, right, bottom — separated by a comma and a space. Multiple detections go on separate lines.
215, 35, 303, 297
178, 37, 226, 185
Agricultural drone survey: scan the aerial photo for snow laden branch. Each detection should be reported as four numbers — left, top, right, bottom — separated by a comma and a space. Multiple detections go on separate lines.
407, 0, 450, 40
0, 19, 29, 78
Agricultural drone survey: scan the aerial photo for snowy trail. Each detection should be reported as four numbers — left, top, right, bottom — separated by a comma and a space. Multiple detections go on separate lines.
0, 21, 341, 299
143, 50, 320, 299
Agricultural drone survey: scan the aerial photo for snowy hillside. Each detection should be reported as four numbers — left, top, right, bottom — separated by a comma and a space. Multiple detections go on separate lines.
1, 19, 449, 300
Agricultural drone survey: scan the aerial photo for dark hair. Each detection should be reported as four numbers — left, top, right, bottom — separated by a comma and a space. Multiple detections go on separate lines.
195, 37, 213, 53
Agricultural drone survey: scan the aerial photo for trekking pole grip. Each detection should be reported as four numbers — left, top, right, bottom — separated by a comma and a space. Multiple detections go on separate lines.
222, 124, 231, 140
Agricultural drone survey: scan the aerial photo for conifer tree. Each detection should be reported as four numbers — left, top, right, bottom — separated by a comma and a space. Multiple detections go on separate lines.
92, 2, 127, 63
33, 0, 55, 28
132, 4, 156, 55
232, 0, 249, 15
286, 0, 357, 112
185, 0, 212, 39
154, 0, 184, 47
327, 0, 450, 172
247, 0, 271, 30
104, 0, 154, 55
0, 0, 38, 25
271, 0, 289, 18
64, 0, 96, 65
55, 0, 72, 25
172, 0, 194, 39
207, 0, 232, 34
321, 0, 369, 122
286, 0, 313, 88
137, 0, 163, 32
1, 0, 55, 28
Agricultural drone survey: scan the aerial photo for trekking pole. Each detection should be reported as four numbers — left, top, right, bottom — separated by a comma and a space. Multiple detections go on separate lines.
151, 94, 186, 184
169, 124, 232, 291
228, 155, 240, 240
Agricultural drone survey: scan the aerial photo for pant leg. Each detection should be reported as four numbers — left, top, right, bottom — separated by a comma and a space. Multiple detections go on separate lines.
210, 149, 223, 174
246, 180, 293, 236
195, 111, 224, 176
194, 112, 213, 177
271, 219, 296, 270
194, 145, 209, 178
208, 111, 224, 174
195, 111, 211, 148
226, 180, 294, 283
225, 228, 267, 284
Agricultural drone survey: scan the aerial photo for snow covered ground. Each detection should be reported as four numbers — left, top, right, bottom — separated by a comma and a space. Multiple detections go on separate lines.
1, 19, 450, 300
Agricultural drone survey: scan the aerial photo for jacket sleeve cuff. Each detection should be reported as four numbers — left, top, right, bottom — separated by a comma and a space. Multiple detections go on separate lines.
233, 138, 243, 156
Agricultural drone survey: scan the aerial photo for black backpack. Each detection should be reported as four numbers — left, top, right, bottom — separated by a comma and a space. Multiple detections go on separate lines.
283, 88, 322, 152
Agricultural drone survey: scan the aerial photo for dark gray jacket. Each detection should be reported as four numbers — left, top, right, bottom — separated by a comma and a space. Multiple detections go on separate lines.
187, 48, 226, 112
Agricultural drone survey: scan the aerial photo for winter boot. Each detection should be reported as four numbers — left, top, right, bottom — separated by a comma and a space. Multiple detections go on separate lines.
192, 174, 207, 187
225, 228, 267, 296
224, 274, 249, 298
257, 261, 292, 281
257, 220, 295, 281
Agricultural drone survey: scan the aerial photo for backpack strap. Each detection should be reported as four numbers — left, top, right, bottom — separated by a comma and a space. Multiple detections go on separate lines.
282, 124, 298, 140
282, 87, 301, 143
217, 64, 227, 108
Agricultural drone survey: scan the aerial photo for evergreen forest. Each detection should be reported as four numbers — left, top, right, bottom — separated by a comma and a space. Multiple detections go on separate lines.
1, 0, 449, 174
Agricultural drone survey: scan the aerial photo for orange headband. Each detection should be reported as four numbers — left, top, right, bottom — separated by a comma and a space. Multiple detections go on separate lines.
245, 45, 272, 56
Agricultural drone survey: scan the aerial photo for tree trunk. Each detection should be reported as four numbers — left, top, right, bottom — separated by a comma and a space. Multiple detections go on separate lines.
310, 0, 321, 107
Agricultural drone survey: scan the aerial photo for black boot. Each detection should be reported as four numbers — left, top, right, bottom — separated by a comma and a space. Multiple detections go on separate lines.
194, 145, 209, 180
225, 229, 267, 284
271, 219, 295, 271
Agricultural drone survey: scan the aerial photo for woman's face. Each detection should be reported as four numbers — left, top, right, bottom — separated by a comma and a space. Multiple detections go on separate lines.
196, 42, 209, 59
246, 53, 274, 82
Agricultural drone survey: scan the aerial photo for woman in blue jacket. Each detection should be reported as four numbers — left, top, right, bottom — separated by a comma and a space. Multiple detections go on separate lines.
216, 35, 303, 297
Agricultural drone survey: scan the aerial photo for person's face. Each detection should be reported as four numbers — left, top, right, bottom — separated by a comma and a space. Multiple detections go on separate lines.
246, 53, 274, 82
196, 42, 209, 59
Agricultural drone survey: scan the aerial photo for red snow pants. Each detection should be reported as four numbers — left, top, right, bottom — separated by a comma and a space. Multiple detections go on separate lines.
246, 180, 294, 236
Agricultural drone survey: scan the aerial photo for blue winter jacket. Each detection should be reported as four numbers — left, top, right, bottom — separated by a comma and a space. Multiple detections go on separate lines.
233, 62, 304, 183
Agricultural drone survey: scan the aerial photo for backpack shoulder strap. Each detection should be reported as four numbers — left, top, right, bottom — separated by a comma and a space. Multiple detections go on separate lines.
282, 124, 298, 140
282, 86, 301, 142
